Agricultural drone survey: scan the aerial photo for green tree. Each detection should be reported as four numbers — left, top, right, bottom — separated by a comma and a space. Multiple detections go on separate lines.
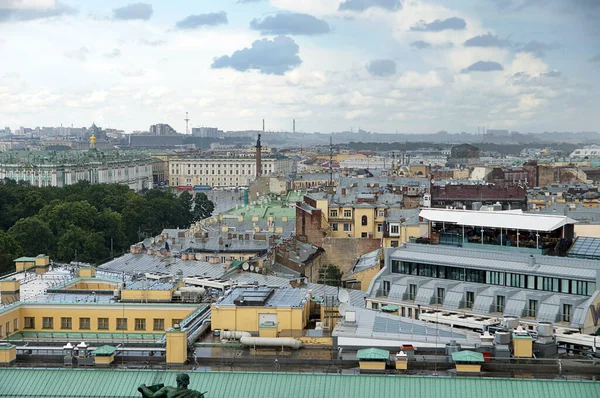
318, 264, 343, 287
193, 193, 215, 221
0, 231, 23, 274
39, 200, 99, 236
8, 217, 54, 257
56, 227, 108, 264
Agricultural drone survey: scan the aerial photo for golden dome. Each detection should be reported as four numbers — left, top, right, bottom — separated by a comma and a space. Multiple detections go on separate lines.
90, 133, 97, 144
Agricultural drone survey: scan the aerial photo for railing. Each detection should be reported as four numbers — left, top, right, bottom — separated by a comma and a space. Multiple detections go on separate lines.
375, 289, 389, 298
459, 300, 473, 309
555, 313, 571, 323
429, 296, 444, 305
402, 293, 415, 301
522, 309, 537, 318
489, 304, 504, 313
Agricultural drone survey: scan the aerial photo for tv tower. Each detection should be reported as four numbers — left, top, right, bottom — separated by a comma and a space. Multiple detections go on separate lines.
184, 112, 190, 134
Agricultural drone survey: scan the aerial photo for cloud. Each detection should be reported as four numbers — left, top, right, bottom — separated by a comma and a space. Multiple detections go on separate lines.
366, 59, 396, 77
176, 11, 228, 29
120, 68, 146, 77
64, 47, 89, 62
104, 48, 121, 58
517, 40, 559, 57
112, 3, 152, 21
411, 40, 431, 49
410, 17, 467, 32
211, 36, 302, 75
250, 13, 330, 36
339, 0, 401, 12
588, 53, 600, 63
0, 1, 75, 22
542, 70, 561, 77
461, 61, 504, 73
139, 38, 166, 46
464, 33, 511, 48
237, 0, 264, 2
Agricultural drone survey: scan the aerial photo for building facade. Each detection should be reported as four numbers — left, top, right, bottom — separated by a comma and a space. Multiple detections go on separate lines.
168, 156, 292, 188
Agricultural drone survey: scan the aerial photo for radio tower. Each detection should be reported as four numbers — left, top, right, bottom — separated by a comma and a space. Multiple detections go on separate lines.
184, 112, 190, 134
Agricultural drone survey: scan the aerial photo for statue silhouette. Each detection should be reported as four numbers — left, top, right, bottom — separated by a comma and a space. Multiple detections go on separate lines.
138, 373, 206, 398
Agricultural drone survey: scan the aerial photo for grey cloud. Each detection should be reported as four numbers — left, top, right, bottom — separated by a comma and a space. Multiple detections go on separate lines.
211, 36, 301, 75
237, 0, 264, 2
589, 54, 600, 63
517, 40, 559, 57
64, 47, 89, 62
104, 48, 121, 58
250, 13, 330, 36
464, 33, 511, 48
139, 38, 166, 46
410, 17, 467, 32
542, 70, 561, 77
0, 1, 76, 22
366, 59, 397, 77
339, 0, 402, 12
411, 41, 431, 49
112, 3, 153, 21
176, 11, 227, 29
461, 61, 504, 73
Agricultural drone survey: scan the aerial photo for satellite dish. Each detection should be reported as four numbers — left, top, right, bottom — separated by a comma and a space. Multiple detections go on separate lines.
195, 253, 202, 261
159, 248, 167, 256
143, 238, 153, 247
250, 265, 255, 272
338, 303, 349, 316
338, 289, 350, 303
242, 263, 249, 271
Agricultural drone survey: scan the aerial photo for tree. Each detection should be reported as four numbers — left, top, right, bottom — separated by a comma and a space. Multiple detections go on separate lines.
192, 193, 215, 221
56, 227, 108, 264
318, 264, 343, 287
0, 231, 23, 274
8, 217, 54, 257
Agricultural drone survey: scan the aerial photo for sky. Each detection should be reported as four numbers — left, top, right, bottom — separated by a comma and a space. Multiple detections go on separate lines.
0, 0, 599, 134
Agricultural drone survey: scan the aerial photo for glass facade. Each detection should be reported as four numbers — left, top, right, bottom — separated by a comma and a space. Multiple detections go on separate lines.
391, 259, 594, 296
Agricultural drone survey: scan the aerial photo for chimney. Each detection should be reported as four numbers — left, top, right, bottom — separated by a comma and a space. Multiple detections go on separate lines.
528, 255, 536, 267
293, 119, 295, 134
219, 236, 223, 246
342, 188, 346, 196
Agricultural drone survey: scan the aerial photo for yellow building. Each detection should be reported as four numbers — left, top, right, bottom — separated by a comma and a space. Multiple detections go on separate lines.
13, 255, 49, 274
342, 249, 381, 291
211, 287, 310, 338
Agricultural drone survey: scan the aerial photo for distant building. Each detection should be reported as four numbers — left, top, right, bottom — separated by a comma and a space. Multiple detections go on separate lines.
192, 127, 221, 138
149, 124, 177, 136
446, 144, 481, 168
430, 184, 527, 210
128, 134, 185, 148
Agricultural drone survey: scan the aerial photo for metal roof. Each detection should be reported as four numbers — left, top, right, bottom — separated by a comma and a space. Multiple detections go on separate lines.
2, 369, 597, 398
357, 347, 389, 360
452, 351, 484, 363
420, 208, 577, 232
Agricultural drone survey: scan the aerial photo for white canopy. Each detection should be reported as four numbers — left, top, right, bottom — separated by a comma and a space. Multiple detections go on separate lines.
420, 208, 576, 232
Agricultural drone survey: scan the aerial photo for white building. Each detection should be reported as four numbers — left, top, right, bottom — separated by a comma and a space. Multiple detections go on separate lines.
169, 156, 292, 188
569, 145, 600, 160
0, 154, 154, 191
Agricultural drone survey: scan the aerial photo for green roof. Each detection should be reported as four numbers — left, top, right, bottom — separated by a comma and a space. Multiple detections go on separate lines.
451, 351, 484, 363
0, 369, 598, 398
381, 305, 400, 311
13, 257, 36, 262
0, 343, 15, 350
357, 348, 389, 360
513, 333, 533, 339
92, 345, 118, 356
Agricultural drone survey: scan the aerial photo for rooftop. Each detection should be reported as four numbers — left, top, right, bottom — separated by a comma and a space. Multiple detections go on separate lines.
218, 287, 309, 308
1, 369, 597, 398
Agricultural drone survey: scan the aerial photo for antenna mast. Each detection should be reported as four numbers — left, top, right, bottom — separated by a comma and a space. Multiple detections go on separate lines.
184, 112, 190, 134
329, 135, 333, 186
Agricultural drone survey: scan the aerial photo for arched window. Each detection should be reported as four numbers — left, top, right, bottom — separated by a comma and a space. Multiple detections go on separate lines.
361, 215, 368, 226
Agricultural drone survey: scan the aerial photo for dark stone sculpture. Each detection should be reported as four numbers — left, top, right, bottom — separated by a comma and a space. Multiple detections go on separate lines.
138, 373, 206, 398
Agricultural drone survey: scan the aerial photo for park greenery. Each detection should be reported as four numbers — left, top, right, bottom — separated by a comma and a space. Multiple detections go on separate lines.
0, 179, 214, 274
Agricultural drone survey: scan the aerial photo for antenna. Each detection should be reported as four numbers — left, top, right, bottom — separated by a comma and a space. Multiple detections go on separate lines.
329, 135, 333, 186
293, 119, 295, 134
262, 119, 265, 133
184, 112, 190, 134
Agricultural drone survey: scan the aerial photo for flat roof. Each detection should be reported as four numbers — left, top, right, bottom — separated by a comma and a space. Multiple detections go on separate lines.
2, 369, 597, 398
420, 208, 577, 232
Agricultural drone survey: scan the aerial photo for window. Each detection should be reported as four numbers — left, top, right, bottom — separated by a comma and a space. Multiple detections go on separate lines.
24, 317, 35, 329
62, 318, 73, 331
0, 325, 2, 338
135, 318, 146, 331
330, 210, 338, 218
343, 223, 351, 232
527, 300, 538, 318
79, 318, 91, 330
42, 317, 53, 329
465, 291, 475, 308
361, 232, 368, 238
383, 281, 391, 296
5, 321, 10, 335
378, 210, 385, 217
390, 224, 399, 235
496, 295, 505, 313
361, 215, 368, 226
390, 240, 399, 247
408, 308, 413, 318
98, 318, 109, 330
172, 319, 182, 328
436, 288, 445, 305
332, 223, 338, 231
408, 284, 417, 300
116, 318, 128, 330
13, 319, 18, 331
343, 210, 352, 217
372, 302, 379, 310
377, 224, 382, 233
562, 304, 572, 322
154, 319, 165, 331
